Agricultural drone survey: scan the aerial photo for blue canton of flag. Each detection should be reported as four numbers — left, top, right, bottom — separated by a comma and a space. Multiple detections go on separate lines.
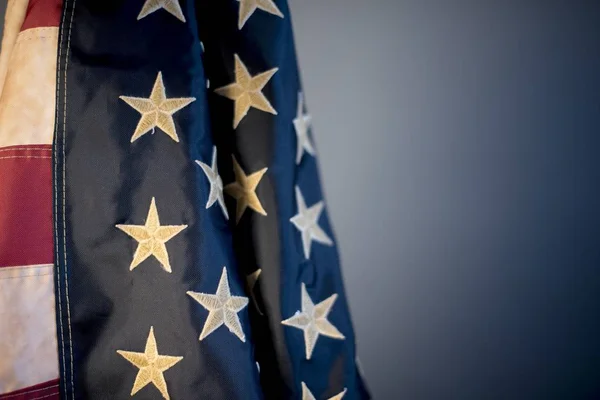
48, 0, 371, 398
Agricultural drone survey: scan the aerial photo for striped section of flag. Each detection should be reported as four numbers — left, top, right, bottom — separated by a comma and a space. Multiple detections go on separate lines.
20, 0, 62, 31
0, 145, 53, 267
0, 379, 59, 400
0, 24, 59, 147
0, 0, 62, 396
0, 265, 59, 395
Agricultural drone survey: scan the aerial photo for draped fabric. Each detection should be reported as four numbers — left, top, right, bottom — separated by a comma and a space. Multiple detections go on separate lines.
0, 0, 369, 399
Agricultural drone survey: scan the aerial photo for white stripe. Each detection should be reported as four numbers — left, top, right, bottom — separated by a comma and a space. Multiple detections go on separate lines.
0, 27, 59, 147
0, 0, 30, 97
0, 264, 59, 394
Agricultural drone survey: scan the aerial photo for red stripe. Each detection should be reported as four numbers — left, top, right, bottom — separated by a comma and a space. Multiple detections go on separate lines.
0, 379, 59, 400
0, 145, 53, 267
20, 0, 63, 31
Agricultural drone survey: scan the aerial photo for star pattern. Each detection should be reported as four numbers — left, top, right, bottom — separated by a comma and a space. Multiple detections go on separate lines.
294, 92, 315, 164
236, 0, 284, 30
138, 0, 186, 22
102, 3, 352, 397
116, 197, 187, 273
195, 146, 229, 220
282, 283, 344, 360
187, 267, 249, 342
224, 156, 268, 223
214, 54, 278, 128
117, 327, 183, 400
302, 382, 347, 400
290, 186, 333, 259
120, 72, 195, 143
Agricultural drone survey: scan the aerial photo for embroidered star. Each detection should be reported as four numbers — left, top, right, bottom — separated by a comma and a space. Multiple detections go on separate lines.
294, 92, 315, 164
302, 382, 347, 400
290, 186, 333, 259
282, 283, 344, 360
187, 267, 249, 342
138, 0, 186, 22
246, 268, 263, 315
120, 72, 195, 143
214, 55, 278, 129
117, 327, 183, 400
195, 146, 228, 220
116, 197, 187, 273
224, 156, 268, 223
236, 0, 284, 30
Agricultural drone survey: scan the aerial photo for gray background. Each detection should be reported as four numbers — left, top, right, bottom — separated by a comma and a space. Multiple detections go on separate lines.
3, 1, 600, 399
290, 1, 600, 399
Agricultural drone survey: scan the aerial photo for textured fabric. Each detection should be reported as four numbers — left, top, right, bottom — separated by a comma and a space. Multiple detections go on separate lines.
0, 1, 62, 397
0, 0, 369, 398
0, 27, 58, 147
20, 0, 63, 31
0, 145, 54, 267
0, 265, 59, 394
0, 379, 59, 400
0, 0, 29, 97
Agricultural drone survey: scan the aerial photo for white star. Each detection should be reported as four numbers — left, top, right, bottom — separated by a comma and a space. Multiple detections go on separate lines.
138, 0, 186, 22
293, 92, 315, 164
195, 146, 228, 220
187, 267, 249, 342
290, 186, 333, 259
282, 283, 344, 360
302, 382, 347, 400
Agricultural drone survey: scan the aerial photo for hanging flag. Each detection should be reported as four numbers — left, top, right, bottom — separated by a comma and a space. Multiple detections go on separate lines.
0, 0, 370, 399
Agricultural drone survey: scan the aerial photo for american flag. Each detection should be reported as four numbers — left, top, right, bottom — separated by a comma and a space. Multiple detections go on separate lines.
0, 0, 369, 399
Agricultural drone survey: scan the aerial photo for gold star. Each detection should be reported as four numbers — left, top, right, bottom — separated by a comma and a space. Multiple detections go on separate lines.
224, 156, 268, 223
120, 72, 195, 143
116, 197, 187, 273
138, 0, 186, 22
301, 382, 347, 400
236, 0, 284, 30
117, 327, 183, 400
246, 268, 264, 315
214, 55, 278, 129
187, 267, 249, 342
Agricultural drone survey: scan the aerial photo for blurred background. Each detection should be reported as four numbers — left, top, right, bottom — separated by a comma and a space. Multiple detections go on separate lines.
290, 2, 600, 398
3, 1, 600, 398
